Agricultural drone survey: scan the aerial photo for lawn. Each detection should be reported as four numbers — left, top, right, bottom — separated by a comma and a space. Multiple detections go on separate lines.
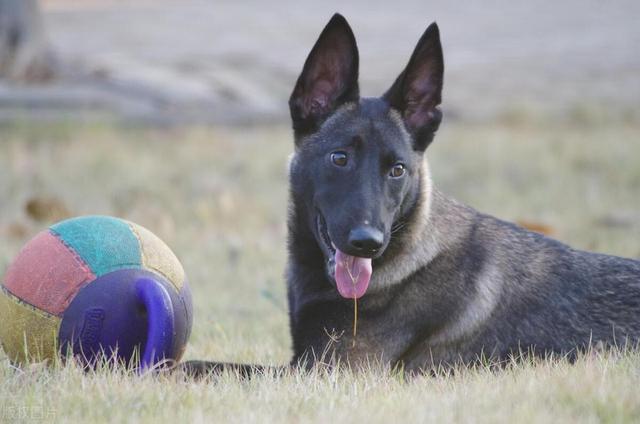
0, 113, 639, 422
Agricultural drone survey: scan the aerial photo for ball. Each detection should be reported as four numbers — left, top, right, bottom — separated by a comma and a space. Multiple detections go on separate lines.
0, 216, 192, 369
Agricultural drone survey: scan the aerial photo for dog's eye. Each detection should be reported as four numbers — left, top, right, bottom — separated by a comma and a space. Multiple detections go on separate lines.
390, 163, 405, 178
330, 152, 348, 167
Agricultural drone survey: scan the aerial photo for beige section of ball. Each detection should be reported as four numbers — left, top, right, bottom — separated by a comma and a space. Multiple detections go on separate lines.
127, 222, 185, 291
0, 288, 61, 364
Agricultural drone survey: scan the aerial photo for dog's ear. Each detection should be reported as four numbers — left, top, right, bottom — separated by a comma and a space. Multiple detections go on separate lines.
289, 14, 359, 141
384, 22, 443, 151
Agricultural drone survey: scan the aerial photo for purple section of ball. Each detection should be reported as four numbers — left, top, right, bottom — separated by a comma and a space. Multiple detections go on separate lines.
135, 277, 174, 369
58, 268, 192, 368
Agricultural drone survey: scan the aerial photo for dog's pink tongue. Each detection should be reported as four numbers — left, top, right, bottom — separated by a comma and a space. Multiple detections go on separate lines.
334, 249, 372, 299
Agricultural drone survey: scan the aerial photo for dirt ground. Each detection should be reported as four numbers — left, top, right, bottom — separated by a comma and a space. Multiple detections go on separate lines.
1, 0, 639, 124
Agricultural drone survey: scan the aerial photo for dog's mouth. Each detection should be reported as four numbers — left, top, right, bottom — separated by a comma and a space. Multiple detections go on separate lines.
316, 213, 372, 299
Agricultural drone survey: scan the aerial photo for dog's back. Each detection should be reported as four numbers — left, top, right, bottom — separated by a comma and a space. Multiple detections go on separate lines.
393, 191, 640, 370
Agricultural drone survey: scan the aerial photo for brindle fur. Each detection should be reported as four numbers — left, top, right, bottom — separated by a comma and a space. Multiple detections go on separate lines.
182, 14, 640, 378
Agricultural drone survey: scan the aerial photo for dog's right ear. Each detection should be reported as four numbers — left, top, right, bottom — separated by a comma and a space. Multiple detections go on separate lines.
289, 14, 360, 141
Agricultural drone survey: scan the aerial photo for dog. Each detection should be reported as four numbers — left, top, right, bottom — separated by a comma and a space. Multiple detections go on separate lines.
182, 13, 640, 377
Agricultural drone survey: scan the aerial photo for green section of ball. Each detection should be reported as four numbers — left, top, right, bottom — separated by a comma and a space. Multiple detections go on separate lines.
50, 216, 142, 277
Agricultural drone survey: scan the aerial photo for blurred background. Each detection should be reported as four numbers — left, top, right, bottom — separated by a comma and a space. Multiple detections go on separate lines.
1, 0, 639, 363
2, 0, 639, 124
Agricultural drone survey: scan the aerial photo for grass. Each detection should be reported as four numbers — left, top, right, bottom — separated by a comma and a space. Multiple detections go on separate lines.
2, 351, 640, 422
0, 115, 639, 422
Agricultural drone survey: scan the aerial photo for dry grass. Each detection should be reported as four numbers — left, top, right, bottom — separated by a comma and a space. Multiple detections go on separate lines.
2, 350, 640, 423
0, 115, 639, 422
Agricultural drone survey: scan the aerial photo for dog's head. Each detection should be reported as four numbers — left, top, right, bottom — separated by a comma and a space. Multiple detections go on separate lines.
288, 14, 443, 299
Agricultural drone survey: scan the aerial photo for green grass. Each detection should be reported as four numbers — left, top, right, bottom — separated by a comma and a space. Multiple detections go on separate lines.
0, 117, 639, 422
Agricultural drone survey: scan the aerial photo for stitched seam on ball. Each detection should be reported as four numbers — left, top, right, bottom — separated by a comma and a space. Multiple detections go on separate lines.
126, 221, 176, 287
126, 221, 145, 269
48, 229, 97, 279
1, 285, 60, 321
48, 229, 97, 308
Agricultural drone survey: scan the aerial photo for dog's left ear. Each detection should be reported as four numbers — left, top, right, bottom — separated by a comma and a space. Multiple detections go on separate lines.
384, 22, 443, 151
289, 14, 360, 141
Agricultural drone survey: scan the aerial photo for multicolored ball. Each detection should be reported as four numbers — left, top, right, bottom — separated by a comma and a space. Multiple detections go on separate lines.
0, 216, 192, 368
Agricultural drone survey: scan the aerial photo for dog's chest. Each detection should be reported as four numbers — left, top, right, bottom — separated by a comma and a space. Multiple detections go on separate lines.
328, 299, 424, 366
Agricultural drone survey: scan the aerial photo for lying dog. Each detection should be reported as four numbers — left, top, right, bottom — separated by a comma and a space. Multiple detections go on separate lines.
183, 13, 640, 376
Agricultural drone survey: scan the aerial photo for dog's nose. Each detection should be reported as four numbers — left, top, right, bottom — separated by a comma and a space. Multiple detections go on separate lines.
348, 226, 384, 254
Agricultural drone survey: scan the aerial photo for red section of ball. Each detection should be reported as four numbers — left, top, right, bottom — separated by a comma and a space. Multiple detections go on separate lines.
3, 231, 96, 316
